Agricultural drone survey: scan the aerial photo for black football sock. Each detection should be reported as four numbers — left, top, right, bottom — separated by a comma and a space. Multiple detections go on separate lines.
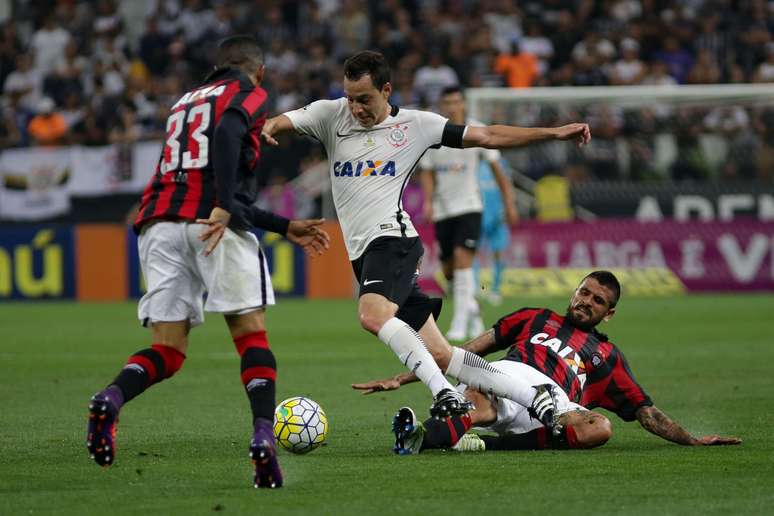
420, 414, 473, 450
480, 425, 581, 450
109, 344, 186, 406
480, 428, 550, 450
234, 331, 277, 425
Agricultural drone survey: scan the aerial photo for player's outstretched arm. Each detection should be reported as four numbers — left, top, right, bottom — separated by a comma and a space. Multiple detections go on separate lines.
461, 329, 500, 356
260, 114, 294, 146
243, 206, 331, 256
463, 123, 591, 150
635, 405, 741, 446
199, 203, 330, 257
351, 372, 416, 395
351, 329, 501, 394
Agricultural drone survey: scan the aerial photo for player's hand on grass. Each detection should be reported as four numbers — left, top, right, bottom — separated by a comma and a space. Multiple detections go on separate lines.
351, 377, 401, 395
287, 219, 331, 257
196, 206, 231, 256
693, 435, 742, 446
553, 123, 591, 147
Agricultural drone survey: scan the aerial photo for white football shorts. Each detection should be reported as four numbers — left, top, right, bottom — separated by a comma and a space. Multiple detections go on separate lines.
137, 221, 275, 327
457, 359, 587, 435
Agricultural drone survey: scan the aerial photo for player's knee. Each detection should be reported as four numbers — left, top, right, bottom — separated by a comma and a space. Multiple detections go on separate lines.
453, 247, 474, 269
358, 295, 397, 335
428, 344, 451, 368
593, 416, 613, 445
359, 311, 386, 334
225, 310, 266, 338
151, 321, 190, 353
465, 389, 496, 426
153, 336, 188, 354
576, 414, 613, 448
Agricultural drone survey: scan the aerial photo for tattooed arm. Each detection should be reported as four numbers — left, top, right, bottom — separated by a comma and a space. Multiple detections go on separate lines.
635, 405, 741, 446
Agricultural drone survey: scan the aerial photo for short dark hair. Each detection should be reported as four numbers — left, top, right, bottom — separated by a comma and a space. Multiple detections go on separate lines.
440, 85, 464, 98
583, 270, 621, 308
215, 35, 263, 74
343, 50, 391, 90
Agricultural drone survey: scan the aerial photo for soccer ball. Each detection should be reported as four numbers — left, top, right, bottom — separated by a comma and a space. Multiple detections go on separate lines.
273, 397, 328, 454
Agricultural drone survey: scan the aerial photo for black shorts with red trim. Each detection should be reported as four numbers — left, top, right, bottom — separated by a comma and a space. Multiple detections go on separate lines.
434, 211, 482, 262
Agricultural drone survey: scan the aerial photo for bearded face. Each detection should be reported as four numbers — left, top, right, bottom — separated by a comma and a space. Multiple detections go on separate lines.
565, 277, 616, 330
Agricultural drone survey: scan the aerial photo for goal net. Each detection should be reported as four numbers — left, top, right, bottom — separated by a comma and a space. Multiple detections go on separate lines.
466, 84, 774, 188
463, 84, 774, 296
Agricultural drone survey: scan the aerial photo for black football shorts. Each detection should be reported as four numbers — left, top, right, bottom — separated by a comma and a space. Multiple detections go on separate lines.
434, 211, 482, 262
350, 236, 441, 331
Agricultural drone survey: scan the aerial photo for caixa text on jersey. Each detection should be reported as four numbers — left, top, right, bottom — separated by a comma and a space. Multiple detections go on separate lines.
333, 160, 397, 177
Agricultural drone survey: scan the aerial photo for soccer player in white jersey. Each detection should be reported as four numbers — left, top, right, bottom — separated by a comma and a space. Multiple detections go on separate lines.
419, 86, 518, 341
260, 51, 591, 421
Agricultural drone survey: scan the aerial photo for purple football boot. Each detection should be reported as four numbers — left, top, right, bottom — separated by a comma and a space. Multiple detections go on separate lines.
249, 419, 283, 489
86, 386, 122, 467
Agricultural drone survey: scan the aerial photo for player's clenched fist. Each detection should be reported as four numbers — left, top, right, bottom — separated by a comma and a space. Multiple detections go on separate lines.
552, 123, 591, 146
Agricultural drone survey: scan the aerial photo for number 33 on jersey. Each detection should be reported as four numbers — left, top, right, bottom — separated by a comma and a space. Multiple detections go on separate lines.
135, 69, 269, 228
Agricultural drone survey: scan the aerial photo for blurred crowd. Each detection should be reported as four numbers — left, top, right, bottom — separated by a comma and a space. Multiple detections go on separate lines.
1, 0, 774, 184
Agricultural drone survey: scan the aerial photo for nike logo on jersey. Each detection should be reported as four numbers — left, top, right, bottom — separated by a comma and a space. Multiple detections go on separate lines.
363, 279, 383, 286
336, 131, 355, 138
334, 160, 397, 177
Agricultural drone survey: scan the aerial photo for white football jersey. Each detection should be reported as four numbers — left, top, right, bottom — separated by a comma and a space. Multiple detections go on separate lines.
419, 119, 501, 221
286, 98, 450, 260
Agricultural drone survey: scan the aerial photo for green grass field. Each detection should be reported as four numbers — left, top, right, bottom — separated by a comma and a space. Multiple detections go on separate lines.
1, 295, 773, 515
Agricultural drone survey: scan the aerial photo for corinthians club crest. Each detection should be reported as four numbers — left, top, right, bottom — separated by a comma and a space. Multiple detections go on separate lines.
387, 123, 409, 148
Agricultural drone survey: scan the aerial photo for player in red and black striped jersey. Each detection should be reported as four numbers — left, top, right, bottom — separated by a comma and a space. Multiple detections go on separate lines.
135, 42, 275, 236
493, 305, 651, 422
355, 270, 741, 452
86, 36, 329, 489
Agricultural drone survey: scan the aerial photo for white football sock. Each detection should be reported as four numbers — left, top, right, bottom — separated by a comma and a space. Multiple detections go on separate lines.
449, 268, 472, 334
469, 316, 485, 338
378, 317, 454, 396
457, 267, 475, 301
459, 267, 482, 333
445, 347, 536, 407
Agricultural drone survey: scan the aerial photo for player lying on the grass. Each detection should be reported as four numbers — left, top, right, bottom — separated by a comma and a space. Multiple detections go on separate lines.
262, 50, 591, 422
353, 271, 741, 453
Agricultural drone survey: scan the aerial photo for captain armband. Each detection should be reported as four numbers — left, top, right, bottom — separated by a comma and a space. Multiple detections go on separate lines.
440, 122, 466, 149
